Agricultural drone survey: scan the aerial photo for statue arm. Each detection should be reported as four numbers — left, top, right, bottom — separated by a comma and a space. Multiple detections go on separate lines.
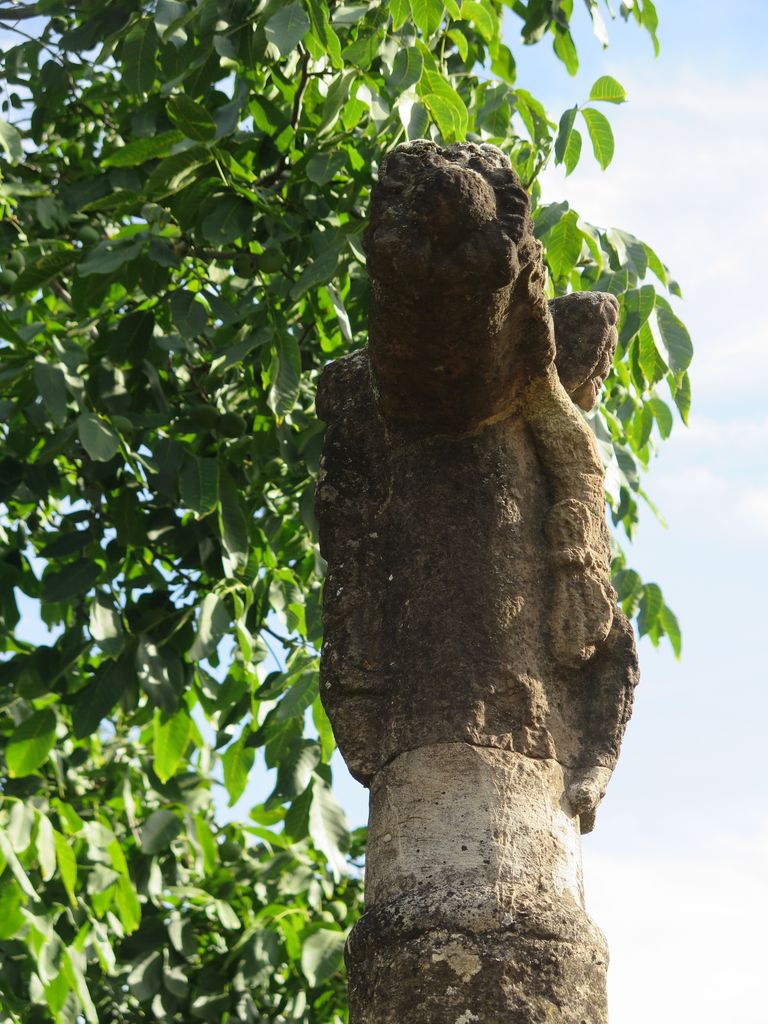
524, 288, 621, 666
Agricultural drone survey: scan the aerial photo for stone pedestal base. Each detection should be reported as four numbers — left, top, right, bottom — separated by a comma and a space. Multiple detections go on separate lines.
348, 743, 608, 1024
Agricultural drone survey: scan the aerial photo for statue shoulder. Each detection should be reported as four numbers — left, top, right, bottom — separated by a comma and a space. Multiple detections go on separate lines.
316, 347, 373, 425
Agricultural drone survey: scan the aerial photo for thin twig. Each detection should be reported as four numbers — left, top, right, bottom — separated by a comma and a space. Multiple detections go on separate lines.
255, 47, 311, 189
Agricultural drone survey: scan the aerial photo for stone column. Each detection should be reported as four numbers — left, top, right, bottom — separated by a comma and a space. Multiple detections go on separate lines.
316, 141, 639, 1023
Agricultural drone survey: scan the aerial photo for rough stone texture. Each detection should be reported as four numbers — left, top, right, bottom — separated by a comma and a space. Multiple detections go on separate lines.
315, 141, 639, 1022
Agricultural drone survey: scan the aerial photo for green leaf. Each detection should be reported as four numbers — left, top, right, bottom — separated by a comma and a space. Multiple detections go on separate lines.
128, 950, 163, 1001
0, 117, 23, 163
398, 94, 430, 140
312, 697, 335, 763
411, 0, 446, 37
672, 370, 691, 425
580, 107, 615, 170
554, 106, 577, 166
14, 250, 78, 291
136, 637, 181, 714
586, 0, 610, 46
655, 305, 693, 374
545, 209, 583, 280
273, 738, 321, 800
8, 802, 33, 852
620, 285, 656, 348
390, 0, 411, 30
267, 333, 302, 419
553, 28, 578, 75
276, 670, 318, 721
419, 71, 468, 141
306, 0, 342, 68
78, 413, 120, 461
140, 810, 183, 855
0, 881, 25, 938
309, 778, 349, 879
189, 592, 229, 660
461, 0, 496, 41
649, 397, 673, 439
201, 195, 252, 245
41, 559, 101, 603
143, 147, 210, 197
53, 829, 77, 906
660, 603, 682, 658
33, 359, 68, 426
306, 152, 346, 186
222, 733, 255, 806
123, 22, 158, 96
342, 30, 385, 69
291, 241, 342, 299
153, 708, 192, 783
218, 474, 249, 578
102, 130, 184, 168
155, 0, 188, 46
588, 75, 627, 104
562, 127, 582, 176
0, 830, 39, 902
638, 582, 663, 636
89, 594, 125, 657
78, 238, 143, 276
301, 927, 346, 986
265, 3, 310, 56
215, 899, 241, 931
115, 876, 141, 932
387, 47, 424, 92
180, 456, 219, 517
170, 287, 207, 336
72, 658, 130, 738
643, 243, 668, 287
448, 26, 469, 61
6, 709, 56, 776
631, 402, 654, 450
638, 322, 667, 386
167, 94, 216, 142
36, 813, 56, 881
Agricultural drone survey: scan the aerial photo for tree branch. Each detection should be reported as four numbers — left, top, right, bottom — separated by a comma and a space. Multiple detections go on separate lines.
0, 5, 41, 20
255, 47, 311, 190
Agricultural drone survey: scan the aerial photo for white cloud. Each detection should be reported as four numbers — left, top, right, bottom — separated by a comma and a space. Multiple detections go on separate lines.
584, 829, 768, 1024
740, 489, 768, 538
673, 412, 768, 451
539, 66, 768, 407
648, 465, 768, 544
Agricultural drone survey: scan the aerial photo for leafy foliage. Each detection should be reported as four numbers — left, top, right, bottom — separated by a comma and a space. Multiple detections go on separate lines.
0, 0, 684, 1020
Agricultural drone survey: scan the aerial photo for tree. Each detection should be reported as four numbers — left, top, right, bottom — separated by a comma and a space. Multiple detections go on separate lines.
0, 1, 689, 1021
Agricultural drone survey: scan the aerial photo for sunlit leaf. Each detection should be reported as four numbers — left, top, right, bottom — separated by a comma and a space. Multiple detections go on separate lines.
588, 75, 627, 103
6, 709, 56, 777
581, 106, 615, 169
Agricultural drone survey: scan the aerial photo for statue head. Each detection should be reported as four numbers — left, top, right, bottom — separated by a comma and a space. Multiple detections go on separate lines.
550, 291, 619, 411
364, 141, 538, 295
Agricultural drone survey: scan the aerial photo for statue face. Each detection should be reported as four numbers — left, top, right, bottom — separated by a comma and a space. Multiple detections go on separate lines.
550, 291, 619, 411
364, 141, 532, 295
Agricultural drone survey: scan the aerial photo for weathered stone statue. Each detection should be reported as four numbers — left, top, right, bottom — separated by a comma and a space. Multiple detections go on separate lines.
315, 141, 639, 1024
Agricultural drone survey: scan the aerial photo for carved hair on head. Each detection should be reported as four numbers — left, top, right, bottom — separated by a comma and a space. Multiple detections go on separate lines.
364, 141, 535, 291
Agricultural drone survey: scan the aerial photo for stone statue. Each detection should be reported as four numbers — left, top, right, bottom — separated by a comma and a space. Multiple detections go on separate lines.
315, 141, 639, 1024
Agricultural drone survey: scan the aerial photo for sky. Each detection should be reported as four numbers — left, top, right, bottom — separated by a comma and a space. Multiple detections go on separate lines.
5, 3, 767, 1021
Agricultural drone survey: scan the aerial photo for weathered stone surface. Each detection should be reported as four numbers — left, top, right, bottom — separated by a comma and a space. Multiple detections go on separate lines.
350, 744, 608, 1023
316, 141, 639, 1022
